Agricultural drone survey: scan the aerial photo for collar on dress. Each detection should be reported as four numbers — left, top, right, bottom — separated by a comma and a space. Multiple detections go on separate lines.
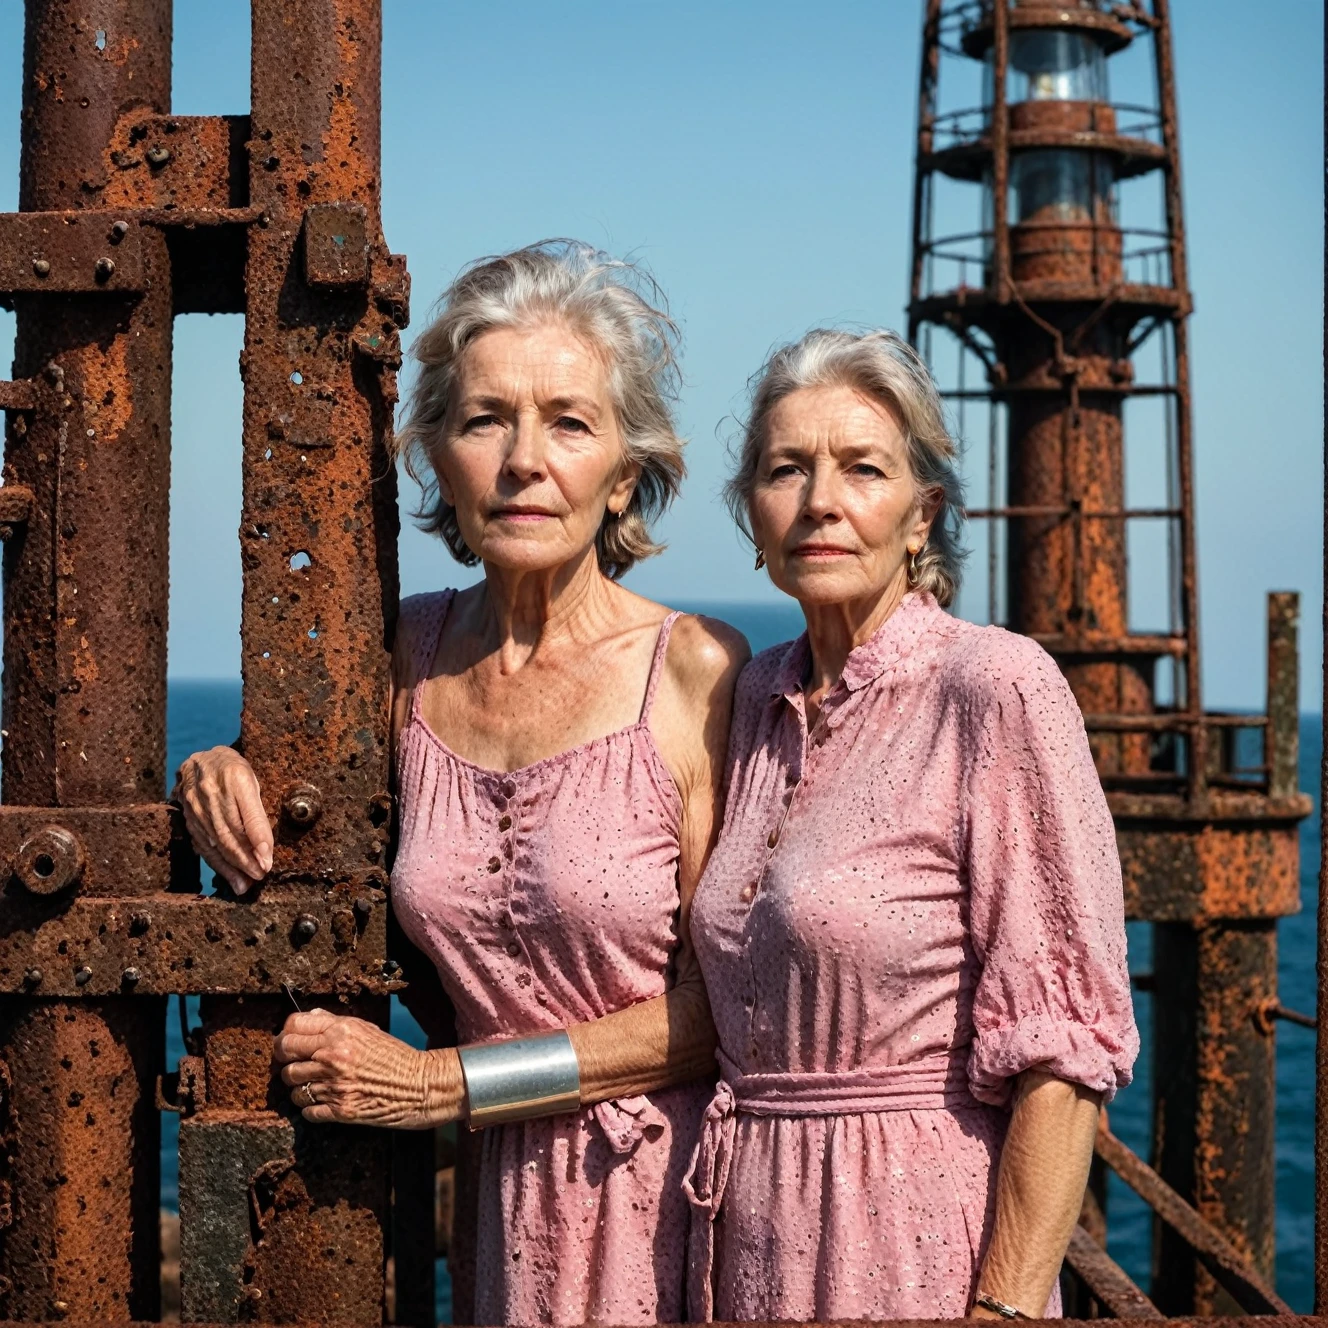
768, 591, 941, 702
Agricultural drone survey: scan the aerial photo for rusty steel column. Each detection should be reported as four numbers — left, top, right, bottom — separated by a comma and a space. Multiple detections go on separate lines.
0, 1, 173, 1319
177, 0, 406, 1322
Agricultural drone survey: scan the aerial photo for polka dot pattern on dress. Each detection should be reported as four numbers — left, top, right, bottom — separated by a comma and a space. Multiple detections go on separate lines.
392, 590, 707, 1326
687, 590, 1139, 1322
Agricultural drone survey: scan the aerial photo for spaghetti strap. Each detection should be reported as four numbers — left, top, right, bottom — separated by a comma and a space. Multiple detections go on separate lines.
639, 611, 682, 724
405, 589, 456, 720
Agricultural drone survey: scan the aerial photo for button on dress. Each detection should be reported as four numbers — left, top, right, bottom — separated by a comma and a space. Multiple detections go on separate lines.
391, 590, 708, 1326
686, 591, 1139, 1322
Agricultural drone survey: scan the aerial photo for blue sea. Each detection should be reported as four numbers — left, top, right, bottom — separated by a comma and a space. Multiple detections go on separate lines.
163, 602, 1320, 1317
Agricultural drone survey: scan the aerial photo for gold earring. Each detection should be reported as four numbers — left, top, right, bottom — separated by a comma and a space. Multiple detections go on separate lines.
754, 548, 766, 571
907, 546, 921, 586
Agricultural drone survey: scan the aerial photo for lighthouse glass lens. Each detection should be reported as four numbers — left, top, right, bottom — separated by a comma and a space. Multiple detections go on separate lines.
1011, 149, 1115, 222
1009, 30, 1107, 103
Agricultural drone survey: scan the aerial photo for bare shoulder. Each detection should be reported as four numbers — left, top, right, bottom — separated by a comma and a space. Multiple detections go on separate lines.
663, 613, 751, 705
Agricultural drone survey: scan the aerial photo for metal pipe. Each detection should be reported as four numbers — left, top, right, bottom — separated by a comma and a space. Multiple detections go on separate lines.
1, 1, 174, 1316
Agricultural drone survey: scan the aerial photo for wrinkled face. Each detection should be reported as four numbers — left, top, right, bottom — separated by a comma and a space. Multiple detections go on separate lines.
749, 384, 936, 606
433, 322, 638, 572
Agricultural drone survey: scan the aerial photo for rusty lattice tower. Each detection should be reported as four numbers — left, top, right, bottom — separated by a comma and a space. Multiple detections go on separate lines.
909, 0, 1312, 1316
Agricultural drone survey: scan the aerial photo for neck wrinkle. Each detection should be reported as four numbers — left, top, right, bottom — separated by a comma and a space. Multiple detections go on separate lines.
475, 545, 622, 674
802, 566, 911, 699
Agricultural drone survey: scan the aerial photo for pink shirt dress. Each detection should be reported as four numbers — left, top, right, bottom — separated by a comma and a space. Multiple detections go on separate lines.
686, 591, 1139, 1322
391, 591, 709, 1326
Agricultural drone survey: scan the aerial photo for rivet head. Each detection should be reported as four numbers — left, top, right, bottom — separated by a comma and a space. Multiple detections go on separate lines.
13, 825, 86, 896
110, 219, 130, 240
292, 914, 319, 942
129, 911, 151, 936
94, 257, 115, 282
381, 958, 401, 979
73, 966, 92, 987
353, 896, 372, 918
122, 967, 141, 985
23, 967, 42, 986
31, 258, 50, 277
282, 782, 323, 828
146, 145, 171, 167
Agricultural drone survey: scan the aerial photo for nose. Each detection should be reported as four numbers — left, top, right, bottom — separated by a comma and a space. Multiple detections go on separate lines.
503, 408, 547, 483
801, 462, 842, 524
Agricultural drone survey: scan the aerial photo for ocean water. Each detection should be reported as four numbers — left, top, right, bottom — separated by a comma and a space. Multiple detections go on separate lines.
162, 602, 1320, 1315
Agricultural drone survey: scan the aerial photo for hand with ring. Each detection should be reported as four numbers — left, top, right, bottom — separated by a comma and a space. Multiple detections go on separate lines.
273, 1007, 466, 1128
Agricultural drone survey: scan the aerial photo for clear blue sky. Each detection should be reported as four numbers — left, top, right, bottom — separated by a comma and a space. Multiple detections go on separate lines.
0, 1, 1321, 709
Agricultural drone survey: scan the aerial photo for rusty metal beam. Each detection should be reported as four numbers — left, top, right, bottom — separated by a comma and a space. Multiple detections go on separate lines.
1063, 1224, 1165, 1318
1097, 1127, 1292, 1315
0, 889, 400, 997
168, 2, 409, 1321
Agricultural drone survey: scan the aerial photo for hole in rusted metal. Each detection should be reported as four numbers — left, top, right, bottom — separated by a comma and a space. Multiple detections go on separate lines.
32, 854, 54, 878
289, 370, 303, 385
94, 29, 107, 50
289, 551, 310, 572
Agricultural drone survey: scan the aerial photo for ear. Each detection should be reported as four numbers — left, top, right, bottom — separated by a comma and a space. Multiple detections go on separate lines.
606, 458, 642, 518
430, 439, 456, 508
908, 485, 943, 553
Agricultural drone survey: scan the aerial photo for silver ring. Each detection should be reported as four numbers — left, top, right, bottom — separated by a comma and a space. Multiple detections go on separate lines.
297, 1083, 318, 1107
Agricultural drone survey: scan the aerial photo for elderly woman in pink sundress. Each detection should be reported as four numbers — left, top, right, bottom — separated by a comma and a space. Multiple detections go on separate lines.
175, 242, 748, 1326
684, 328, 1139, 1322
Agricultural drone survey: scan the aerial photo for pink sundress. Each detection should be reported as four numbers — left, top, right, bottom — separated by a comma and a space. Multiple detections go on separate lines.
391, 590, 709, 1325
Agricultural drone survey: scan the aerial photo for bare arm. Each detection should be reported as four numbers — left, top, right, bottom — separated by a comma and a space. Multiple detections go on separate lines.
970, 1070, 1102, 1317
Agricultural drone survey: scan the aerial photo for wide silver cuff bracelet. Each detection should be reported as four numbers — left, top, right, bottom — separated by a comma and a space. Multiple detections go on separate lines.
458, 1029, 582, 1129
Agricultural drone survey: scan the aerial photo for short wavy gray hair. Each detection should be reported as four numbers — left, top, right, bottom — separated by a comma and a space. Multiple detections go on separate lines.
394, 240, 686, 579
724, 328, 966, 606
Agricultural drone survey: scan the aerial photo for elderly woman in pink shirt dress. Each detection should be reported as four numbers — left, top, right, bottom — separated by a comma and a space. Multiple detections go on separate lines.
684, 328, 1139, 1322
175, 242, 748, 1326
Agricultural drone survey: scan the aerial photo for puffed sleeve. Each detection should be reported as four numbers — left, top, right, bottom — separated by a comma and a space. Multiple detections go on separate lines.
962, 639, 1139, 1106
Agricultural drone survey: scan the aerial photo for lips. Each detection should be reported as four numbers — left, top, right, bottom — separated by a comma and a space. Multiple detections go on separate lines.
791, 544, 854, 558
492, 507, 555, 521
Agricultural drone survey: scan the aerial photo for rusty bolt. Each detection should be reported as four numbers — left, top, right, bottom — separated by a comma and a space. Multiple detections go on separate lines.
94, 257, 115, 282
292, 914, 319, 942
129, 911, 151, 936
73, 966, 92, 987
122, 967, 141, 986
51, 1301, 68, 1317
13, 825, 85, 895
23, 968, 42, 987
109, 219, 129, 240
31, 258, 50, 277
282, 782, 323, 828
146, 145, 171, 167
353, 895, 373, 919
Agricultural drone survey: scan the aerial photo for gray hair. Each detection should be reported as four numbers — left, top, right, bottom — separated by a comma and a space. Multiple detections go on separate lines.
724, 328, 966, 606
394, 240, 686, 579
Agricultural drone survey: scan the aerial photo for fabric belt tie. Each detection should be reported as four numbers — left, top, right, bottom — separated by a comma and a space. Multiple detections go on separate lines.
682, 1052, 973, 1322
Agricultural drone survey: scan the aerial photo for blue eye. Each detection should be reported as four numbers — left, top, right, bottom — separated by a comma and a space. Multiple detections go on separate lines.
555, 416, 590, 433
